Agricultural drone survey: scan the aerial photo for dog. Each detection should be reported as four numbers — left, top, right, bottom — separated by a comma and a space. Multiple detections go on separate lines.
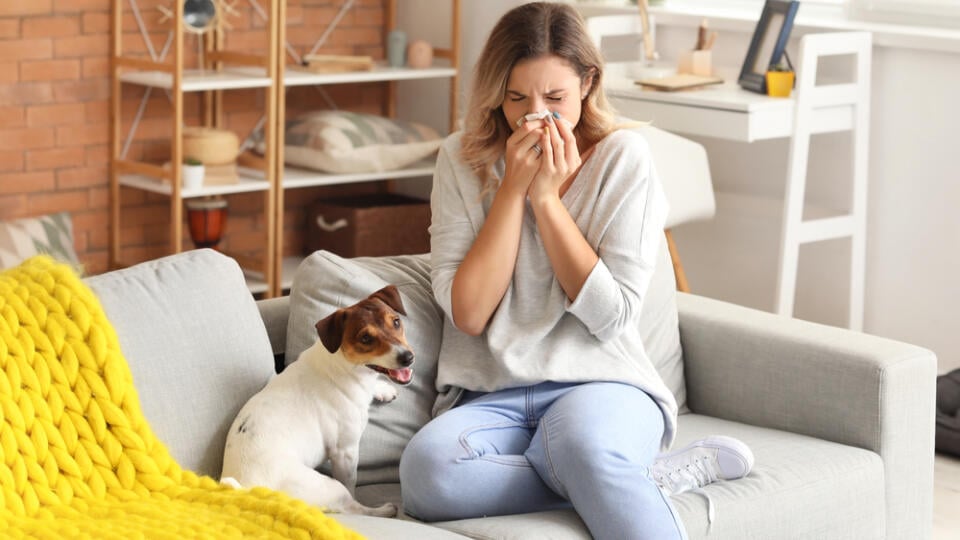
220, 285, 414, 517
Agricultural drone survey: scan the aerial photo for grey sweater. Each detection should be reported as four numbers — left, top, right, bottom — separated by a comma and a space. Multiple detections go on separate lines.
429, 128, 677, 449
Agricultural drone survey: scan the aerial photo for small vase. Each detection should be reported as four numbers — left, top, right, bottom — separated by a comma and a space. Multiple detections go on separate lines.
765, 71, 795, 98
182, 163, 205, 190
186, 198, 228, 249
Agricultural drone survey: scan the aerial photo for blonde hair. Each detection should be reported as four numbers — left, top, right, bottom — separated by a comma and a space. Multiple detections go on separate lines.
461, 2, 617, 189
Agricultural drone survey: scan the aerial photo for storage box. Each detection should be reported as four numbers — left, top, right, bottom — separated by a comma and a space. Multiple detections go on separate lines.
306, 194, 431, 257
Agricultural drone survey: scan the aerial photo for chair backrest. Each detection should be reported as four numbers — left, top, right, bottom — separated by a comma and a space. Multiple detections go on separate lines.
584, 14, 649, 63
639, 125, 715, 229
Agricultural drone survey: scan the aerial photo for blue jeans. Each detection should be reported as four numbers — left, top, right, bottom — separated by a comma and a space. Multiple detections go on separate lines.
399, 381, 687, 540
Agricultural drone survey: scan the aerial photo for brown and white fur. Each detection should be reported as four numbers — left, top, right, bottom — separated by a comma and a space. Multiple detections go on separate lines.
220, 285, 414, 516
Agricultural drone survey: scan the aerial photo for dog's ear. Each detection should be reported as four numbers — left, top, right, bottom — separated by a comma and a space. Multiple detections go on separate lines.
370, 285, 406, 316
315, 310, 346, 353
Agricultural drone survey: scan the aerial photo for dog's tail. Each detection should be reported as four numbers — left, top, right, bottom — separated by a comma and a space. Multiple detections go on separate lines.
220, 476, 243, 490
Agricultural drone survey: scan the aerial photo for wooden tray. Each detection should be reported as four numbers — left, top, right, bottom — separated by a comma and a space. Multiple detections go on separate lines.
637, 73, 723, 92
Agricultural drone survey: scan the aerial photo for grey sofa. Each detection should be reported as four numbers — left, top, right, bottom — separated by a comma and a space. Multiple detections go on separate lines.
85, 248, 936, 539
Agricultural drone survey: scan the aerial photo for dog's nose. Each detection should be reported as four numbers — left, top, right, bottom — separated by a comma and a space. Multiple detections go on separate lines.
398, 350, 414, 367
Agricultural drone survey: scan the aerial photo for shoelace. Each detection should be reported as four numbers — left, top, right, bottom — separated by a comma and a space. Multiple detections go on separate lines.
654, 456, 719, 524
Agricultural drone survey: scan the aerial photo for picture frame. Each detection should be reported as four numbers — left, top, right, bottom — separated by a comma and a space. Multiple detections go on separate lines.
738, 0, 800, 94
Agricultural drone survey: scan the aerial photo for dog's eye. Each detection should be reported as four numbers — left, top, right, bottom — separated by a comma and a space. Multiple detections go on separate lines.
360, 333, 374, 345
393, 318, 401, 329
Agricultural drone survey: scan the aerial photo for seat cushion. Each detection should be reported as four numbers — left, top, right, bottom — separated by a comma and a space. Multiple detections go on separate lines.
85, 249, 276, 478
286, 251, 444, 485
356, 414, 886, 540
671, 414, 886, 539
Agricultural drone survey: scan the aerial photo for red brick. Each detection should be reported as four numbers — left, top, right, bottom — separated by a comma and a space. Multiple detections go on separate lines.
82, 56, 109, 78
0, 194, 27, 219
52, 79, 109, 102
0, 39, 53, 61
87, 185, 109, 209
0, 150, 24, 173
0, 1, 52, 17
84, 144, 110, 166
0, 83, 55, 105
0, 171, 56, 194
0, 18, 20, 39
25, 189, 89, 215
21, 59, 82, 82
84, 101, 109, 123
51, 0, 105, 14
55, 123, 109, 147
22, 16, 79, 38
81, 12, 108, 34
0, 127, 56, 150
0, 107, 25, 129
0, 62, 20, 83
26, 103, 86, 127
53, 34, 108, 58
56, 165, 107, 189
26, 147, 86, 171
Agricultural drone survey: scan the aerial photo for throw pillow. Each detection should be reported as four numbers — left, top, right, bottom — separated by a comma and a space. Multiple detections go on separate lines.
257, 110, 443, 174
0, 212, 81, 271
286, 251, 443, 486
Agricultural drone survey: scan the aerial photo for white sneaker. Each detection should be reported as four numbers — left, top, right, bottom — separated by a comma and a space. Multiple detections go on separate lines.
651, 435, 754, 495
650, 435, 754, 523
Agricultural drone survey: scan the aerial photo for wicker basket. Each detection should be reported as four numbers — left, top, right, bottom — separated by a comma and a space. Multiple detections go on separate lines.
306, 194, 430, 257
183, 127, 239, 166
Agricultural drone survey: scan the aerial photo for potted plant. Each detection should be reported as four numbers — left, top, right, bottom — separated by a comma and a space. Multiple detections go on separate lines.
765, 62, 795, 98
182, 157, 205, 190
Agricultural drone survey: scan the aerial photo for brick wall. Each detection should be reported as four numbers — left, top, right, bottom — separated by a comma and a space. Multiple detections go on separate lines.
0, 0, 388, 275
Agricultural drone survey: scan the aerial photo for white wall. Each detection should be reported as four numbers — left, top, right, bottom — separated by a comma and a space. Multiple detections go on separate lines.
397, 1, 960, 374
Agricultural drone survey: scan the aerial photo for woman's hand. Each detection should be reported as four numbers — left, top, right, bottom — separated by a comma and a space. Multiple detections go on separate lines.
529, 114, 580, 204
503, 119, 548, 197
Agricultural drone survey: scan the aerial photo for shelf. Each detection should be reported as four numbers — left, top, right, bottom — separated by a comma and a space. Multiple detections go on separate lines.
281, 159, 436, 189
119, 68, 272, 91
244, 255, 302, 294
281, 63, 456, 87
119, 166, 270, 197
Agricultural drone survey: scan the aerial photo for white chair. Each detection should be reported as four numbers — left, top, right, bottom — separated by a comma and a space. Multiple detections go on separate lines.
640, 125, 715, 292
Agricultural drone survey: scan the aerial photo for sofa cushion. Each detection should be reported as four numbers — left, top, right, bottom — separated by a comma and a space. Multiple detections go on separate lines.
355, 412, 886, 540
85, 249, 276, 479
286, 251, 443, 485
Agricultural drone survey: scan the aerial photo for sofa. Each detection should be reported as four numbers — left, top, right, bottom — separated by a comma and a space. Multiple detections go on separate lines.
82, 247, 936, 539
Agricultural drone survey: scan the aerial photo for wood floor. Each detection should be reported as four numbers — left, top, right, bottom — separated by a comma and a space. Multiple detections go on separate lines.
934, 453, 960, 539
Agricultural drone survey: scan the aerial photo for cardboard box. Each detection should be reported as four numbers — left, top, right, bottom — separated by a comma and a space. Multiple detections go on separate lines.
306, 194, 431, 257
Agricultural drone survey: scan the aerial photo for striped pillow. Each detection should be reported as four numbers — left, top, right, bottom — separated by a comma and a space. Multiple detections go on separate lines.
260, 110, 443, 174
0, 212, 81, 272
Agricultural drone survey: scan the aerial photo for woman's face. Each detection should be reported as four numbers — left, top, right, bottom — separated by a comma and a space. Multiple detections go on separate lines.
502, 55, 589, 133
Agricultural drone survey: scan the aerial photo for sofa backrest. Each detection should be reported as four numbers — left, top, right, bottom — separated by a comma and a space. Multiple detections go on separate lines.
85, 249, 276, 478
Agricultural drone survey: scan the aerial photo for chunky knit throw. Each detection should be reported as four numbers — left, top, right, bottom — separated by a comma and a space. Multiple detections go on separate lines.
0, 256, 360, 539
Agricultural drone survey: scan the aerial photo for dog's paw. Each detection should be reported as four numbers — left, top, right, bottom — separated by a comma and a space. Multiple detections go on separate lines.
373, 383, 399, 403
220, 477, 242, 489
370, 502, 399, 518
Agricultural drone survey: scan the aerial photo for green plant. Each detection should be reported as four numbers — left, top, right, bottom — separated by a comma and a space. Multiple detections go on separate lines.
769, 62, 792, 73
184, 157, 203, 166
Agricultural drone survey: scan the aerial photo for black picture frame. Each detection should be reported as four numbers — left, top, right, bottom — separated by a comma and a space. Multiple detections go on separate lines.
738, 0, 800, 94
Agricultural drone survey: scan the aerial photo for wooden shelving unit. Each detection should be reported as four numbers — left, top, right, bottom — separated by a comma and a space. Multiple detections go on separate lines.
110, 0, 460, 297
109, 0, 282, 295
266, 0, 461, 297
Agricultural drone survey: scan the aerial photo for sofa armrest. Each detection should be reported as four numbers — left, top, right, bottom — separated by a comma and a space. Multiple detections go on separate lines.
677, 292, 936, 539
257, 295, 289, 367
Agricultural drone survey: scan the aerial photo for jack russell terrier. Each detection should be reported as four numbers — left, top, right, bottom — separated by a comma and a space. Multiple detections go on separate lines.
221, 285, 414, 517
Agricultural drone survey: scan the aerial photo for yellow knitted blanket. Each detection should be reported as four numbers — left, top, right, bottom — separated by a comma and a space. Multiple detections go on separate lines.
0, 256, 361, 539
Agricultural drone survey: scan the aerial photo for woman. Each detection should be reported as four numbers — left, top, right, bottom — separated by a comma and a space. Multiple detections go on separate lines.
399, 4, 748, 539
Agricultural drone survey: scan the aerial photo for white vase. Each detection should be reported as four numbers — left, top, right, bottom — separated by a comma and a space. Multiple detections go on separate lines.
182, 163, 205, 190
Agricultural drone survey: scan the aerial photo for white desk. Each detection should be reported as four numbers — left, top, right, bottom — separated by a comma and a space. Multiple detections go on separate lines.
604, 73, 854, 143
602, 32, 871, 331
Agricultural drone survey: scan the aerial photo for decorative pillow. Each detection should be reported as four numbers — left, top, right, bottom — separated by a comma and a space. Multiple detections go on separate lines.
257, 110, 443, 174
286, 251, 444, 486
0, 212, 81, 272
